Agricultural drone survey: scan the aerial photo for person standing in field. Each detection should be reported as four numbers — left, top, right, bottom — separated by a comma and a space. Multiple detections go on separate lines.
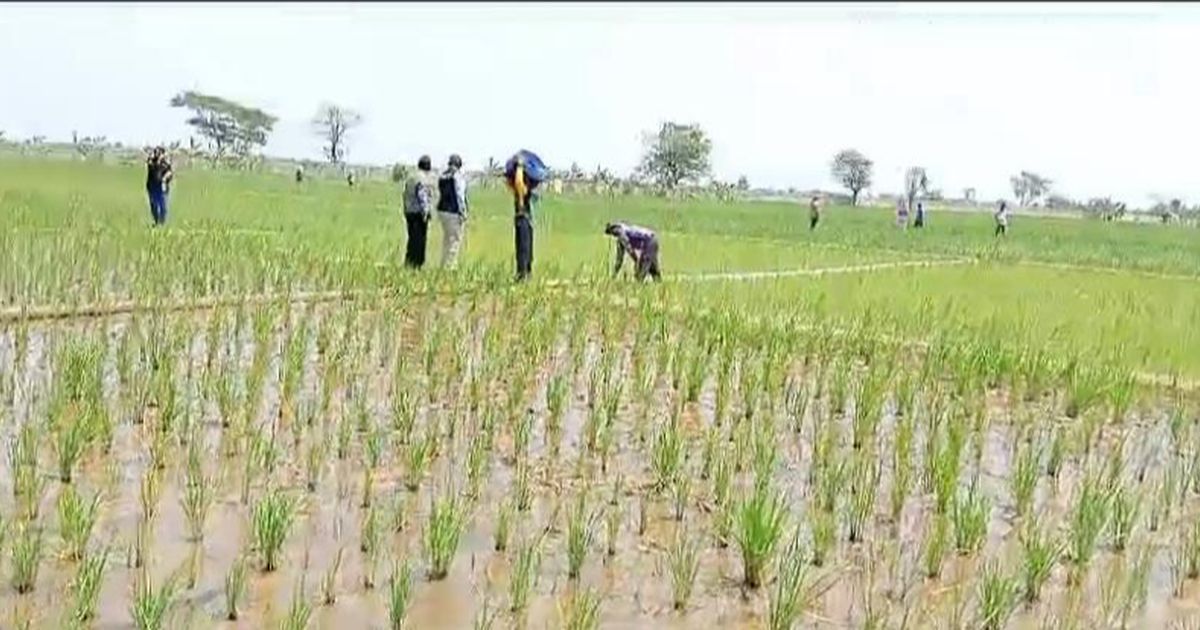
436, 154, 469, 269
914, 201, 926, 228
295, 166, 304, 184
994, 201, 1009, 236
145, 146, 173, 227
505, 150, 549, 282
402, 155, 436, 269
809, 195, 821, 230
605, 221, 662, 282
896, 197, 909, 229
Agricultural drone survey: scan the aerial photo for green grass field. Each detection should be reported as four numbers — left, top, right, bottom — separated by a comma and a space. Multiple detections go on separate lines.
2, 156, 1200, 629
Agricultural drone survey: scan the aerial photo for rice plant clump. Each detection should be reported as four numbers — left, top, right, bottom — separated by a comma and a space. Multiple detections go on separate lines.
424, 490, 469, 581
252, 490, 298, 572
734, 481, 789, 589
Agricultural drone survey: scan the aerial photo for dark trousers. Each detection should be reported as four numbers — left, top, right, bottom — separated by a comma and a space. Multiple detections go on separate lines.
810, 215, 819, 230
148, 188, 168, 225
405, 213, 429, 268
995, 223, 1007, 237
636, 238, 662, 282
914, 214, 925, 228
514, 213, 533, 280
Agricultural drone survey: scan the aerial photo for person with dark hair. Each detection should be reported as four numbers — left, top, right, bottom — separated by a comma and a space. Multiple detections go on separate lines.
505, 150, 549, 282
994, 201, 1009, 236
145, 146, 173, 226
914, 201, 926, 228
402, 155, 435, 269
809, 195, 821, 230
436, 154, 468, 268
605, 221, 661, 282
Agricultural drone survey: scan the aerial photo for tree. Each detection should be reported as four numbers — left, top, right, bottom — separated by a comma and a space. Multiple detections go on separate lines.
963, 187, 976, 203
1045, 194, 1078, 211
170, 91, 276, 158
830, 149, 873, 206
71, 131, 107, 161
312, 103, 363, 165
1009, 171, 1052, 207
736, 175, 750, 192
1084, 197, 1124, 221
636, 122, 712, 191
903, 167, 930, 212
567, 162, 584, 181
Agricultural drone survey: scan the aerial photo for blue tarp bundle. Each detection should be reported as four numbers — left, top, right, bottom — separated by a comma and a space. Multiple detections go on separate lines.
505, 150, 549, 189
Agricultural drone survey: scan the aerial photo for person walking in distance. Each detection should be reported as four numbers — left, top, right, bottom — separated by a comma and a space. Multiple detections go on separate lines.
505, 150, 549, 282
436, 154, 469, 269
896, 197, 910, 229
994, 201, 1009, 236
809, 195, 821, 230
402, 155, 436, 269
145, 146, 174, 226
914, 201, 926, 229
605, 221, 662, 282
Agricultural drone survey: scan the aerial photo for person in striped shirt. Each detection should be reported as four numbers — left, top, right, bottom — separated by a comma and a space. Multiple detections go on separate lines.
605, 222, 662, 282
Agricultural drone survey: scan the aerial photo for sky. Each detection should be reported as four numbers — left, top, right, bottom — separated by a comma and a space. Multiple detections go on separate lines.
1, 2, 1198, 206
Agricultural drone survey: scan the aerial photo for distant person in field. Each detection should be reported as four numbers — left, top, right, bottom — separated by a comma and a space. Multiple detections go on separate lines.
896, 198, 909, 229
505, 150, 549, 282
809, 195, 821, 230
436, 154, 469, 269
347, 172, 356, 188
295, 166, 304, 184
994, 201, 1009, 236
605, 221, 662, 282
402, 155, 436, 269
914, 201, 926, 228
145, 146, 173, 227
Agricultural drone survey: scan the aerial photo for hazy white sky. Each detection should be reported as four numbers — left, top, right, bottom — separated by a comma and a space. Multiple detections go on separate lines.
2, 2, 1198, 205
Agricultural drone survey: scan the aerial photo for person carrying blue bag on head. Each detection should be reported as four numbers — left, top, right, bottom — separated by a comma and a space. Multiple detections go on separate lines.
505, 150, 549, 282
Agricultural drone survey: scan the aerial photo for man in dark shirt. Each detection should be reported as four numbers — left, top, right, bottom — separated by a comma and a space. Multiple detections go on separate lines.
145, 146, 173, 226
605, 221, 662, 282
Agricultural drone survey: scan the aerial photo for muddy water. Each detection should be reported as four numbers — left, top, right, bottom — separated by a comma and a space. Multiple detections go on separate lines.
1, 302, 1200, 629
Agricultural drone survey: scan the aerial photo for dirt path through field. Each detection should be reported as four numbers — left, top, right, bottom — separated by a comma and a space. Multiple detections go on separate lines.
667, 257, 974, 282
0, 257, 966, 325
2, 255, 1197, 392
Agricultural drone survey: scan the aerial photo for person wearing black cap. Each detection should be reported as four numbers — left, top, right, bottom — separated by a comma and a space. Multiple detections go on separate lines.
436, 154, 469, 269
402, 155, 435, 269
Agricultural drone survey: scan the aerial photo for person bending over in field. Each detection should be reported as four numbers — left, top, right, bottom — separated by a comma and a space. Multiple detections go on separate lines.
605, 221, 661, 282
809, 195, 821, 230
145, 146, 173, 227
